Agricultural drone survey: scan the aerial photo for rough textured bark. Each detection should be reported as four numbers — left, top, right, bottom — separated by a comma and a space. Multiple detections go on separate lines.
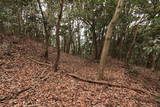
54, 0, 64, 72
37, 0, 50, 59
99, 0, 124, 80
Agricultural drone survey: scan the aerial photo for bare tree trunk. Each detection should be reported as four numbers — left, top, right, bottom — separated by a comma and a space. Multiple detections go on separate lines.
54, 0, 64, 72
63, 36, 66, 52
66, 21, 73, 53
154, 54, 160, 71
37, 0, 50, 59
98, 27, 106, 59
77, 22, 81, 55
17, 7, 22, 35
126, 27, 138, 64
91, 23, 98, 60
98, 0, 124, 80
93, 29, 98, 59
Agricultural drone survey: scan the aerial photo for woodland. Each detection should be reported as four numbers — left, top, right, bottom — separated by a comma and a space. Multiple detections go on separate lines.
0, 0, 160, 106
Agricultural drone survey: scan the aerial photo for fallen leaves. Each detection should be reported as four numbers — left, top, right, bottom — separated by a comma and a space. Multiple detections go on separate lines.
0, 35, 160, 107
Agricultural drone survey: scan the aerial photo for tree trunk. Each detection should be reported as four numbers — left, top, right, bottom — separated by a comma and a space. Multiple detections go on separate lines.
37, 0, 50, 59
92, 23, 98, 60
54, 0, 64, 72
63, 36, 66, 52
98, 0, 124, 80
155, 54, 160, 71
66, 22, 73, 53
98, 27, 106, 59
126, 26, 138, 65
77, 22, 81, 55
0, 20, 4, 33
17, 7, 22, 34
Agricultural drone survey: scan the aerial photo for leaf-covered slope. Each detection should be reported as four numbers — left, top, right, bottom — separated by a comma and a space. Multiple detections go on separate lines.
0, 34, 160, 107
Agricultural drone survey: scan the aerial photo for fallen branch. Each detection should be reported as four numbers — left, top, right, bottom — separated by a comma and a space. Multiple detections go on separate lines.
0, 87, 31, 103
27, 57, 51, 66
68, 73, 158, 97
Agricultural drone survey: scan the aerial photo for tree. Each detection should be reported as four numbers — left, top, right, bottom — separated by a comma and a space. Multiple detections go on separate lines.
54, 0, 64, 72
99, 0, 125, 80
37, 0, 50, 59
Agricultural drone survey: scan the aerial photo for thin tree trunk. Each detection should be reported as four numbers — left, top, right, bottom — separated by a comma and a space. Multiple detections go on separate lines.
77, 22, 81, 55
37, 0, 50, 59
98, 27, 106, 59
126, 27, 138, 64
72, 40, 76, 54
63, 36, 66, 52
93, 30, 98, 59
98, 0, 124, 80
54, 0, 64, 72
92, 24, 98, 60
17, 7, 22, 34
126, 15, 145, 64
155, 54, 160, 71
66, 22, 73, 53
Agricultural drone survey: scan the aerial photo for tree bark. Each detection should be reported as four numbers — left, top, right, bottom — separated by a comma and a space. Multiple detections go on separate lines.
37, 0, 50, 59
77, 22, 81, 55
92, 28, 98, 59
17, 7, 22, 34
98, 27, 106, 59
54, 0, 64, 72
66, 21, 73, 53
99, 0, 124, 80
91, 21, 98, 60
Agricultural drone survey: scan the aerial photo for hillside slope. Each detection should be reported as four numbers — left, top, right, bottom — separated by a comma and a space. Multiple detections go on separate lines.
0, 34, 160, 107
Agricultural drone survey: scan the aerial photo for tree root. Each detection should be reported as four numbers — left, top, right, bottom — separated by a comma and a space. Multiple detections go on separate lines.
0, 87, 31, 103
27, 57, 51, 66
67, 73, 159, 98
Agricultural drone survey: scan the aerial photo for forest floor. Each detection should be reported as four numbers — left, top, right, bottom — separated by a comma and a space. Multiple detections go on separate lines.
0, 34, 160, 107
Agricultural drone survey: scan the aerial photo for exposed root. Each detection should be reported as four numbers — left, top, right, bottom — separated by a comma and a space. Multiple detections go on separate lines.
68, 73, 159, 98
